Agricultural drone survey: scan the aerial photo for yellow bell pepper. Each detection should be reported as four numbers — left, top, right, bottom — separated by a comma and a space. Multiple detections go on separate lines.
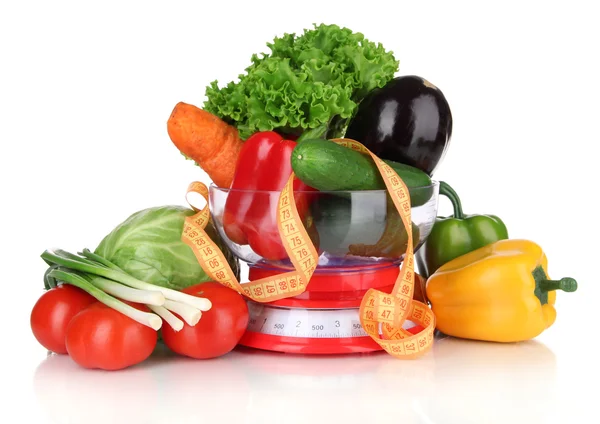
425, 239, 577, 343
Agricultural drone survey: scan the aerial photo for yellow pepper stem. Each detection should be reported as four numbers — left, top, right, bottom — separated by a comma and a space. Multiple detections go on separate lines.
533, 266, 577, 305
539, 277, 578, 293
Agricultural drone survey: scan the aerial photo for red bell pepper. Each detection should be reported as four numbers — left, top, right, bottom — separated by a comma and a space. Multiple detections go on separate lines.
223, 131, 316, 261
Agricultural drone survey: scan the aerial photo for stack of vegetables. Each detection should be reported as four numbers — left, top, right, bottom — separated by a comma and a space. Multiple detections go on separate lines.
167, 24, 454, 262
167, 23, 579, 344
32, 23, 579, 371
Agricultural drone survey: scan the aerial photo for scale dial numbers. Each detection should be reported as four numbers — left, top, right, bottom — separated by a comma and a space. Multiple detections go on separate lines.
246, 303, 368, 339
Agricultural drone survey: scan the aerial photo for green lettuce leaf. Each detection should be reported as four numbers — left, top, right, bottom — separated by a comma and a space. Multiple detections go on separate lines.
204, 23, 399, 139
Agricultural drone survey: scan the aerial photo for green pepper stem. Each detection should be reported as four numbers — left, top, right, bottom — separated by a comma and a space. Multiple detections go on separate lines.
539, 277, 578, 293
438, 181, 465, 219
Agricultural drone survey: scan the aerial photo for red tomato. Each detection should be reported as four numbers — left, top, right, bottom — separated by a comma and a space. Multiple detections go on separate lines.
65, 302, 157, 371
30, 284, 96, 354
161, 282, 249, 359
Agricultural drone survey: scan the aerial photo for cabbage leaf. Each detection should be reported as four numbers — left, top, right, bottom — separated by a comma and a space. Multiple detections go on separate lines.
94, 206, 239, 291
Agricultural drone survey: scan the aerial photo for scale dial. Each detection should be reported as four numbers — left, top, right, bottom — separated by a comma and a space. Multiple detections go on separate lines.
241, 302, 419, 354
246, 302, 368, 339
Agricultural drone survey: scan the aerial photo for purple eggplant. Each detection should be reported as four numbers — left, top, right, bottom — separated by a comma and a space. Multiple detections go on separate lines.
345, 75, 453, 176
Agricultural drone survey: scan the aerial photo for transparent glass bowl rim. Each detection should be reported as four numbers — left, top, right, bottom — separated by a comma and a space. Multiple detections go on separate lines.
208, 180, 439, 195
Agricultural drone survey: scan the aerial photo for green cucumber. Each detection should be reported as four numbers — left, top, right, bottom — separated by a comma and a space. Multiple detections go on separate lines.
310, 194, 387, 255
292, 139, 433, 207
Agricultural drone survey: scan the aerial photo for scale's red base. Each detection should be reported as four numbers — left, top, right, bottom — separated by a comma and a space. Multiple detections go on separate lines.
240, 326, 424, 355
239, 332, 382, 354
238, 263, 426, 355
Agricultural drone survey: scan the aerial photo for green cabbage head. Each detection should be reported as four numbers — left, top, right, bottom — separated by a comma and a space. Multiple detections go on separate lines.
94, 205, 239, 290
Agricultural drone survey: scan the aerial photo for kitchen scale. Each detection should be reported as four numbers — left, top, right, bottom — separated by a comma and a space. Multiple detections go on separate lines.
239, 260, 426, 354
208, 181, 440, 355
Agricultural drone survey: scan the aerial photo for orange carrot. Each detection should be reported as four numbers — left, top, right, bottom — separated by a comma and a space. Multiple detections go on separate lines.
167, 102, 243, 188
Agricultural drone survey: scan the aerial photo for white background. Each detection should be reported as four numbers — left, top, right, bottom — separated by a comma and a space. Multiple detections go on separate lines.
1, 0, 598, 423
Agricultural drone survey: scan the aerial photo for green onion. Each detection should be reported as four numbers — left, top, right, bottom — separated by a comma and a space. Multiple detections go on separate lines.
148, 305, 184, 331
42, 249, 212, 311
82, 274, 165, 306
49, 269, 162, 330
55, 249, 107, 268
44, 265, 60, 290
163, 300, 201, 326
42, 248, 214, 331
79, 248, 123, 271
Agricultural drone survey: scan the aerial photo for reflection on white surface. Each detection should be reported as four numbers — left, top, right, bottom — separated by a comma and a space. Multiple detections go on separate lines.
413, 337, 557, 424
33, 336, 557, 424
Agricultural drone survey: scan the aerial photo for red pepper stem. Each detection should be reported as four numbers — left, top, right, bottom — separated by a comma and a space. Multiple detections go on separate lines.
438, 181, 465, 219
539, 277, 578, 293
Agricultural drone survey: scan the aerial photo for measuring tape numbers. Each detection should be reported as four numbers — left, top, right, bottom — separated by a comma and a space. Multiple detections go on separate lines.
182, 139, 436, 359
181, 179, 318, 303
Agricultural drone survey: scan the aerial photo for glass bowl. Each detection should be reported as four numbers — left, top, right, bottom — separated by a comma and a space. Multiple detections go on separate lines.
209, 182, 440, 271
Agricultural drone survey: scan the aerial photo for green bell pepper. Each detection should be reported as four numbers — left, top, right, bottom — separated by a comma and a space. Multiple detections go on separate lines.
416, 181, 509, 278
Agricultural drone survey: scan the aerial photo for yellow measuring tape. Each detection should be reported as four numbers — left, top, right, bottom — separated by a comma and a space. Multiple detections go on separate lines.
181, 138, 436, 359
